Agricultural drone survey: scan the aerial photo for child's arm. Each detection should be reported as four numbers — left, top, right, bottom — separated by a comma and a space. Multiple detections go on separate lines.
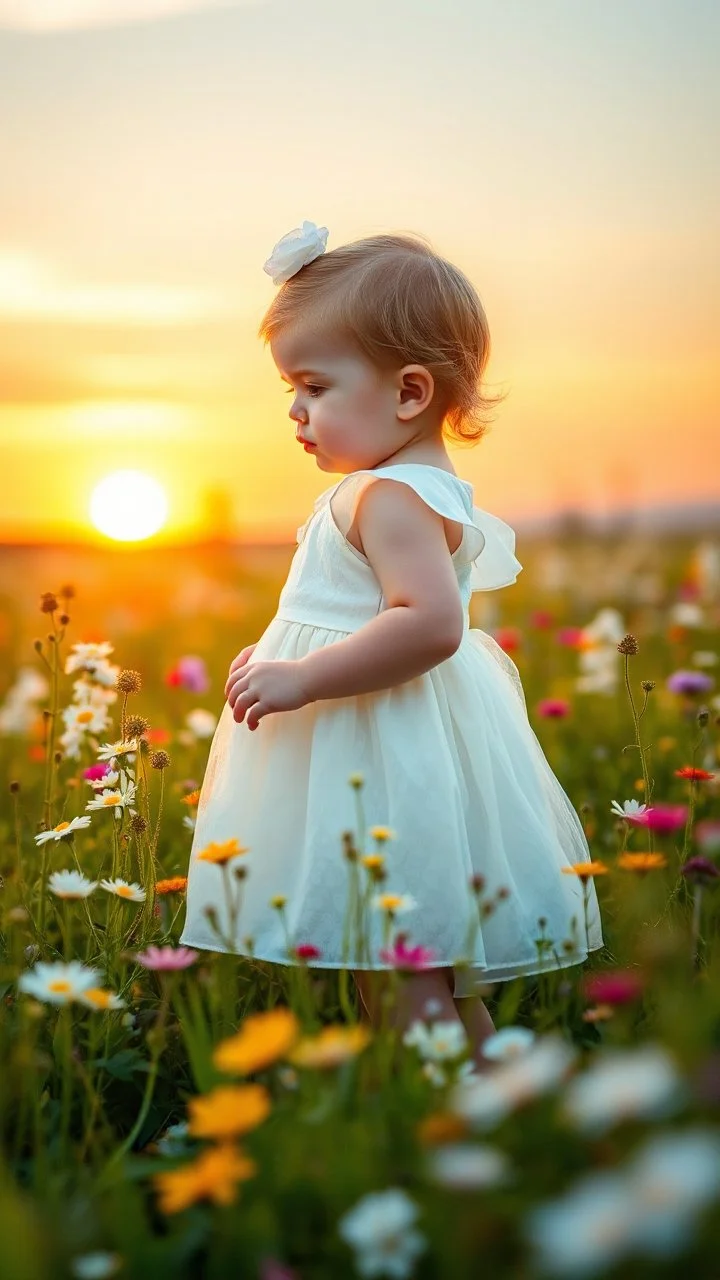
298, 479, 465, 701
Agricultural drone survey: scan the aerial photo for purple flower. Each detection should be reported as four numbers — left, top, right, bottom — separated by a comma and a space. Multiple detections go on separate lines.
681, 856, 720, 886
666, 670, 715, 696
166, 655, 210, 693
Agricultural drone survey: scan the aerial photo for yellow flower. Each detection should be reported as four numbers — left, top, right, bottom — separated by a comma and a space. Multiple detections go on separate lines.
361, 854, 385, 870
269, 894, 287, 910
196, 838, 250, 865
617, 852, 668, 873
658, 736, 677, 753
182, 789, 201, 807
213, 1007, 299, 1075
634, 778, 646, 793
153, 1143, 255, 1215
187, 1084, 271, 1140
369, 826, 396, 843
561, 861, 609, 880
288, 1023, 372, 1069
348, 772, 364, 788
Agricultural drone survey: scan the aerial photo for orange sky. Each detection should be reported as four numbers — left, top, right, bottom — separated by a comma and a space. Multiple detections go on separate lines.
1, 0, 718, 544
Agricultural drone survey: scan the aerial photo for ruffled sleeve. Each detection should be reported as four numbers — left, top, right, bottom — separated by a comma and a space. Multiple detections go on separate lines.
465, 505, 523, 593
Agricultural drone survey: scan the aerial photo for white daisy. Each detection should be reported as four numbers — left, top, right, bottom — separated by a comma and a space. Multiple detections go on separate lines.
88, 770, 119, 791
17, 960, 103, 1005
450, 1034, 578, 1131
626, 1128, 720, 1256
34, 815, 92, 845
371, 892, 418, 915
426, 1142, 511, 1190
560, 1044, 687, 1137
48, 870, 98, 899
64, 642, 114, 675
338, 1188, 427, 1279
99, 878, 146, 903
61, 702, 109, 735
185, 709, 217, 739
96, 738, 138, 762
70, 1250, 123, 1280
183, 814, 196, 833
525, 1169, 635, 1276
610, 798, 649, 820
85, 780, 137, 815
403, 1019, 468, 1063
480, 1026, 536, 1062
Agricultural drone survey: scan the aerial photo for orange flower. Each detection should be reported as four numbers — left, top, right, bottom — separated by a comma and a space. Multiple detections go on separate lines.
288, 1024, 372, 1069
156, 877, 188, 895
617, 852, 668, 873
213, 1007, 299, 1075
196, 838, 249, 865
561, 861, 609, 880
674, 767, 716, 781
581, 1004, 615, 1023
187, 1084, 271, 1140
182, 789, 201, 807
153, 1143, 255, 1214
416, 1112, 468, 1145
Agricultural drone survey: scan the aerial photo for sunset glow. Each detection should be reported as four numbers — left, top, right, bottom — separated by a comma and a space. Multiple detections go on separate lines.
89, 471, 169, 542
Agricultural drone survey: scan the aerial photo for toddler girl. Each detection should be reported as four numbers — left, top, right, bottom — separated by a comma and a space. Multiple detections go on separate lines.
179, 221, 604, 1063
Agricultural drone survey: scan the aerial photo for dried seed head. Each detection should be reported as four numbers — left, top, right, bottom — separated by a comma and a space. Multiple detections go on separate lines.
470, 873, 486, 895
116, 669, 142, 694
53, 751, 63, 765
130, 813, 148, 834
40, 592, 58, 614
59, 583, 76, 600
496, 885, 511, 901
233, 865, 248, 881
697, 706, 710, 728
641, 680, 656, 693
33, 639, 43, 653
9, 780, 20, 794
617, 634, 639, 656
341, 830, 358, 862
126, 714, 150, 739
151, 749, 170, 770
59, 613, 70, 626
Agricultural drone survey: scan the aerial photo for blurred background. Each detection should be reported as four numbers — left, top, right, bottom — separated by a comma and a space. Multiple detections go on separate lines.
0, 0, 718, 679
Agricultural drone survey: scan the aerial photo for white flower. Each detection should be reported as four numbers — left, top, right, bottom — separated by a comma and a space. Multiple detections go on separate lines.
610, 798, 648, 820
525, 1169, 635, 1276
338, 1188, 426, 1279
560, 1044, 686, 1137
99, 879, 146, 903
185, 709, 217, 739
85, 779, 137, 816
403, 1019, 468, 1063
669, 602, 704, 628
89, 770, 119, 790
96, 738, 138, 761
34, 815, 92, 845
58, 727, 85, 760
450, 1033, 577, 1131
480, 1025, 536, 1062
48, 870, 98, 899
0, 666, 49, 734
692, 650, 718, 668
70, 1251, 123, 1280
183, 814, 196, 833
625, 1128, 720, 1256
263, 220, 329, 286
65, 642, 114, 675
17, 960, 103, 1005
426, 1143, 511, 1191
61, 702, 110, 735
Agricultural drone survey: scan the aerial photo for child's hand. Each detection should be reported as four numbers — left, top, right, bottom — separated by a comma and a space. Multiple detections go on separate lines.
224, 643, 258, 700
226, 659, 311, 730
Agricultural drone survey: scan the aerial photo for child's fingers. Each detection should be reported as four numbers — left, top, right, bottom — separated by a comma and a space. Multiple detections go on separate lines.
225, 644, 258, 694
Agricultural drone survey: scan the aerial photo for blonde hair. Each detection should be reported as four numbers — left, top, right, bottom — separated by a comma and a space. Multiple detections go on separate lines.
257, 231, 507, 447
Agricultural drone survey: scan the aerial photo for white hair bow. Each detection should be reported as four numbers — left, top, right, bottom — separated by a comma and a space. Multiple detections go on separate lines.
263, 220, 329, 286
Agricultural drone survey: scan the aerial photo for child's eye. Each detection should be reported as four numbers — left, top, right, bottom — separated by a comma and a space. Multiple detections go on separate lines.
283, 385, 324, 398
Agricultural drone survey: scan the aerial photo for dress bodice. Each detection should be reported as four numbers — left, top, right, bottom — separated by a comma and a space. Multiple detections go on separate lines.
275, 463, 523, 634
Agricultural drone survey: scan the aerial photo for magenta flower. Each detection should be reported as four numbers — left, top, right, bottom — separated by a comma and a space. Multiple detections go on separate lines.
378, 933, 437, 970
134, 945, 199, 970
633, 804, 688, 834
537, 698, 570, 718
556, 627, 584, 648
83, 763, 110, 781
294, 943, 322, 960
531, 610, 554, 629
696, 820, 720, 854
666, 670, 714, 697
583, 969, 645, 1006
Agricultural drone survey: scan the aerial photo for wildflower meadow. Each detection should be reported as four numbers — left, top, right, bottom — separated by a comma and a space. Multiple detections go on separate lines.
1, 530, 720, 1280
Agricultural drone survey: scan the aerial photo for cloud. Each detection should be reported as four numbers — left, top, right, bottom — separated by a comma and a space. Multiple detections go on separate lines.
0, 0, 260, 32
0, 250, 233, 325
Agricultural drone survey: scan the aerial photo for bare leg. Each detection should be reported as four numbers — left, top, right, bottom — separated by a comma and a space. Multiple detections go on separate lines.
353, 966, 460, 1038
454, 995, 497, 1070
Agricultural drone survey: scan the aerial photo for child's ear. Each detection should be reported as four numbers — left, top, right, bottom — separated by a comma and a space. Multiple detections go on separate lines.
396, 364, 435, 419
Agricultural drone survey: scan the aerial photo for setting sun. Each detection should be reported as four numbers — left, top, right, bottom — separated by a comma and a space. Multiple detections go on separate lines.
89, 470, 169, 542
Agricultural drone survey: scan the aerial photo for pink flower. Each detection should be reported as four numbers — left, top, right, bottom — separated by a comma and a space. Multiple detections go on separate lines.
531, 610, 554, 629
165, 655, 210, 694
378, 933, 437, 970
83, 763, 110, 781
259, 1261, 299, 1280
583, 969, 645, 1006
494, 626, 522, 653
696, 820, 720, 854
633, 804, 688, 834
134, 945, 199, 970
537, 698, 570, 718
294, 943, 322, 960
556, 627, 584, 648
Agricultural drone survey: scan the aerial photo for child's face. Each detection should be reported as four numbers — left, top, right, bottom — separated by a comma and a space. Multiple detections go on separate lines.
270, 328, 435, 474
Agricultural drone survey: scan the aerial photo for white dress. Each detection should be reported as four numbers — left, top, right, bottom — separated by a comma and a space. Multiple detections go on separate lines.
179, 463, 604, 997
